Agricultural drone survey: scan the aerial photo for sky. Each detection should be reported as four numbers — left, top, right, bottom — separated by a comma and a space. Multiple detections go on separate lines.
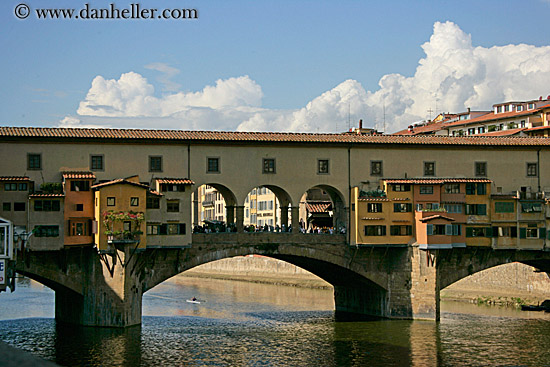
2, 0, 550, 134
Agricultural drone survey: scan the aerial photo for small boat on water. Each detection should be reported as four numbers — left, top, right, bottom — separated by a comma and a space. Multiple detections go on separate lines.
186, 299, 203, 304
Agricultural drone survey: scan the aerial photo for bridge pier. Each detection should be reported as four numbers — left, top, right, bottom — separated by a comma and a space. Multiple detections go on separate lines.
55, 245, 143, 327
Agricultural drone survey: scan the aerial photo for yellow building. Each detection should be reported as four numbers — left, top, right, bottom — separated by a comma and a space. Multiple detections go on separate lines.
93, 177, 148, 251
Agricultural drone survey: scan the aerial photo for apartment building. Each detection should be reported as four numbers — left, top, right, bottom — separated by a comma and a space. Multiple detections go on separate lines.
351, 178, 549, 250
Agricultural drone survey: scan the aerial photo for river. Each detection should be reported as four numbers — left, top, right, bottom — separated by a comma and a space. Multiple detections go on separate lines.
1, 276, 550, 366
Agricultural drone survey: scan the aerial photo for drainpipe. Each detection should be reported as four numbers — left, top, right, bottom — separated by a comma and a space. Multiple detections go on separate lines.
537, 148, 541, 193
348, 146, 351, 245
187, 143, 191, 179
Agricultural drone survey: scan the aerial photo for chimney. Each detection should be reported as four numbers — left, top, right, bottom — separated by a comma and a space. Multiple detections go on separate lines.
408, 125, 414, 133
540, 96, 543, 101
467, 107, 471, 113
359, 119, 363, 129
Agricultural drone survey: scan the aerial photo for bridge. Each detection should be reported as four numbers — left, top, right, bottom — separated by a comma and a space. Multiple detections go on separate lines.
1, 126, 550, 326
12, 232, 550, 327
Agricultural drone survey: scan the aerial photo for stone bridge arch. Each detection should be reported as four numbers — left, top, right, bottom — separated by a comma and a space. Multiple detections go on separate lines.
142, 233, 393, 318
438, 248, 550, 290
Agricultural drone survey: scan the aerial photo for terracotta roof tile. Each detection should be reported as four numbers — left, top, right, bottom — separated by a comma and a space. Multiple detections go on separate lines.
155, 178, 195, 185
361, 217, 385, 220
29, 193, 64, 198
1, 126, 550, 146
477, 128, 526, 137
384, 178, 492, 184
305, 202, 332, 213
419, 215, 456, 222
62, 171, 96, 179
0, 176, 30, 181
92, 178, 149, 190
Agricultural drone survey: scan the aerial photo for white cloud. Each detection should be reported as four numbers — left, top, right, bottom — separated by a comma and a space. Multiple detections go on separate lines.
145, 62, 182, 92
64, 21, 550, 133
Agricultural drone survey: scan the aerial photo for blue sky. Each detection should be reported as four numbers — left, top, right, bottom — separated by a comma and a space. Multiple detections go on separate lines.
2, 0, 550, 133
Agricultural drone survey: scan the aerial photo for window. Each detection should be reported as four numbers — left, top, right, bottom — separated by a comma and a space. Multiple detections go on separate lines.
466, 227, 490, 237
18, 183, 28, 191
147, 224, 159, 235
70, 221, 89, 236
149, 156, 163, 172
444, 204, 462, 213
475, 162, 487, 177
74, 203, 83, 211
517, 105, 523, 112
130, 197, 139, 206
107, 197, 116, 206
4, 183, 16, 191
466, 204, 487, 215
34, 225, 59, 237
521, 202, 543, 213
364, 225, 386, 236
367, 203, 383, 213
207, 157, 220, 173
424, 162, 435, 176
426, 224, 446, 235
496, 106, 503, 113
527, 163, 538, 177
520, 120, 526, 128
466, 183, 486, 195
495, 202, 514, 213
392, 184, 410, 192
528, 103, 535, 110
478, 126, 485, 134
468, 128, 476, 135
157, 223, 186, 235
146, 196, 160, 209
90, 155, 104, 171
393, 203, 412, 213
167, 200, 180, 212
14, 202, 25, 211
526, 227, 539, 239
71, 181, 90, 191
318, 159, 329, 174
27, 153, 41, 170
2, 203, 10, 211
371, 161, 382, 176
263, 158, 276, 174
420, 186, 433, 194
444, 184, 460, 194
390, 225, 412, 236
34, 200, 61, 212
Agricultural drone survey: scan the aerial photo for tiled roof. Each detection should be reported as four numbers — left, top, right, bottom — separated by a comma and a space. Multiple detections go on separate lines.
305, 202, 332, 213
526, 125, 550, 131
92, 178, 150, 190
419, 215, 456, 222
155, 178, 195, 185
384, 178, 492, 184
361, 217, 385, 220
62, 171, 96, 179
358, 198, 391, 201
1, 126, 550, 146
477, 128, 526, 137
29, 193, 64, 198
443, 104, 550, 129
0, 176, 29, 181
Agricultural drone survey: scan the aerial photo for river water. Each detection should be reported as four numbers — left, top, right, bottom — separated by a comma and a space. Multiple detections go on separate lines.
1, 276, 550, 366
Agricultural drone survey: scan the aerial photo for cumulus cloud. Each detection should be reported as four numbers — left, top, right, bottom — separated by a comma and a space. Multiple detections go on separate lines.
64, 21, 550, 133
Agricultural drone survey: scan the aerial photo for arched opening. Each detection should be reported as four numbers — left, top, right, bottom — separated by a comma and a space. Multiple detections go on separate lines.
441, 261, 550, 307
299, 185, 347, 233
242, 185, 293, 231
192, 184, 237, 232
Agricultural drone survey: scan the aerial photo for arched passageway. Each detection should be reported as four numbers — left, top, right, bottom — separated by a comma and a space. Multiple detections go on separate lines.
299, 185, 347, 233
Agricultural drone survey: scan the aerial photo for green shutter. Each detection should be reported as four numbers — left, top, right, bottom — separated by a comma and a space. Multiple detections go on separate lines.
427, 224, 433, 236
445, 224, 453, 235
466, 227, 473, 237
492, 227, 499, 237
539, 228, 546, 239
478, 205, 487, 216
519, 228, 527, 239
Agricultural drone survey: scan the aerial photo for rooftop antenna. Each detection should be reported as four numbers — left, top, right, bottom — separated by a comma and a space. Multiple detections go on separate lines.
427, 107, 434, 121
348, 103, 351, 131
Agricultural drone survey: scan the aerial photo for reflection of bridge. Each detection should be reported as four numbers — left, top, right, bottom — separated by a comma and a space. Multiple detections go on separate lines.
2, 127, 550, 326
16, 233, 550, 327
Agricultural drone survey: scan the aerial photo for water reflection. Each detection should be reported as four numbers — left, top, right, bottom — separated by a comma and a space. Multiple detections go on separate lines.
1, 277, 550, 366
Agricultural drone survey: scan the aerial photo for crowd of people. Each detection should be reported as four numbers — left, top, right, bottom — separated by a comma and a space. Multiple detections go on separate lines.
192, 222, 345, 234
